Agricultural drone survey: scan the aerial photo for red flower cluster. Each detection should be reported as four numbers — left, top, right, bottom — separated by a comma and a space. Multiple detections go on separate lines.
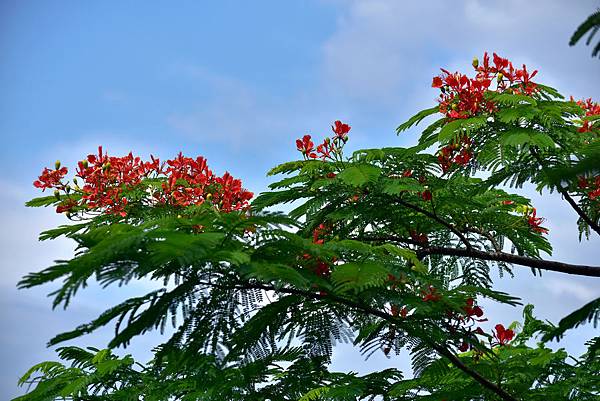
301, 223, 334, 278
463, 297, 484, 320
573, 97, 600, 133
296, 120, 351, 161
578, 175, 600, 200
492, 324, 515, 346
432, 53, 539, 172
34, 147, 253, 216
421, 286, 442, 302
526, 208, 549, 234
159, 153, 253, 211
74, 147, 158, 216
575, 97, 600, 116
449, 298, 487, 352
437, 136, 473, 173
432, 52, 538, 121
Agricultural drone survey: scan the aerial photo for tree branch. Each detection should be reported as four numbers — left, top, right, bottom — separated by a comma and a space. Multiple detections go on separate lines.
223, 281, 517, 401
529, 147, 600, 237
396, 198, 473, 249
361, 235, 600, 277
417, 246, 600, 277
558, 188, 600, 237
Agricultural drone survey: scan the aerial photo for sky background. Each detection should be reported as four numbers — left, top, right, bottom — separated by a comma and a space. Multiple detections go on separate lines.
1, 0, 599, 398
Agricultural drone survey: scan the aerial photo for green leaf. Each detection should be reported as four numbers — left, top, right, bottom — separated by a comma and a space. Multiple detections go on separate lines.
26, 196, 58, 207
437, 115, 488, 142
543, 296, 600, 341
502, 129, 555, 149
331, 262, 389, 294
396, 106, 440, 133
337, 165, 381, 187
381, 178, 424, 195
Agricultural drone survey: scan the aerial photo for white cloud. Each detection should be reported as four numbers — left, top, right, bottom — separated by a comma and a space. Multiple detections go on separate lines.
544, 278, 599, 302
320, 0, 599, 105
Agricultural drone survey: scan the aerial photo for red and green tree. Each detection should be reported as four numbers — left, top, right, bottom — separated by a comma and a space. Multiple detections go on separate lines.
13, 52, 600, 400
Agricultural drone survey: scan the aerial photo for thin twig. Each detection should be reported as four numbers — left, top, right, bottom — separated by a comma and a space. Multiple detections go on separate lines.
396, 198, 472, 250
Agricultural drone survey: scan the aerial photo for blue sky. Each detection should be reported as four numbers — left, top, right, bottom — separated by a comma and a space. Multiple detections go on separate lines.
1, 0, 599, 398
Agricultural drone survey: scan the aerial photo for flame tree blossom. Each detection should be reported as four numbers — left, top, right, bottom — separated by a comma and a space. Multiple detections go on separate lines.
33, 147, 253, 216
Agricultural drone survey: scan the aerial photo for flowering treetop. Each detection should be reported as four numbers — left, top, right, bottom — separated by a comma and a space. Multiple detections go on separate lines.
33, 146, 253, 217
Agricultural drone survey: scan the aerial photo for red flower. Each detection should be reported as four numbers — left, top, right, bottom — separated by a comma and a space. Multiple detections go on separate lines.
420, 190, 432, 201
33, 167, 68, 190
493, 324, 515, 345
296, 135, 317, 159
331, 120, 351, 139
578, 120, 592, 133
463, 298, 485, 320
312, 223, 329, 245
432, 76, 443, 88
56, 199, 77, 214
526, 208, 549, 234
409, 230, 429, 244
314, 260, 331, 277
422, 286, 441, 302
317, 139, 335, 160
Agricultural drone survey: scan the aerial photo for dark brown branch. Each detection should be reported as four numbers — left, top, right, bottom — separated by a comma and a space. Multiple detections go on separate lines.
219, 281, 517, 401
396, 198, 472, 249
558, 188, 600, 237
360, 235, 600, 277
529, 147, 600, 237
417, 246, 600, 277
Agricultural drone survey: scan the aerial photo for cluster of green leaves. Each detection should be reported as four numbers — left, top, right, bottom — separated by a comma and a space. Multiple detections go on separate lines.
570, 8, 600, 58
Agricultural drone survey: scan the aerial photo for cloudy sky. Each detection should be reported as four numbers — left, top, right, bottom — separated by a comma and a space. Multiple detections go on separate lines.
1, 0, 599, 398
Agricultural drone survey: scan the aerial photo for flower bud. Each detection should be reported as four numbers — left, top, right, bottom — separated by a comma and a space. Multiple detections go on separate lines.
54, 190, 60, 200
497, 73, 503, 83
451, 103, 458, 110
472, 57, 479, 68
81, 159, 89, 168
55, 160, 61, 170
73, 177, 78, 185
205, 193, 212, 201
325, 137, 331, 144
102, 162, 111, 171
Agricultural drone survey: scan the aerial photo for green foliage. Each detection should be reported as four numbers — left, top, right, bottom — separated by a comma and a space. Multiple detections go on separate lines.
14, 60, 600, 401
570, 8, 600, 58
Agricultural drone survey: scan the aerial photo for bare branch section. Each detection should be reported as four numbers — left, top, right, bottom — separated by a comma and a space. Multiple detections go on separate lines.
558, 188, 600, 237
417, 246, 600, 277
360, 236, 600, 277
